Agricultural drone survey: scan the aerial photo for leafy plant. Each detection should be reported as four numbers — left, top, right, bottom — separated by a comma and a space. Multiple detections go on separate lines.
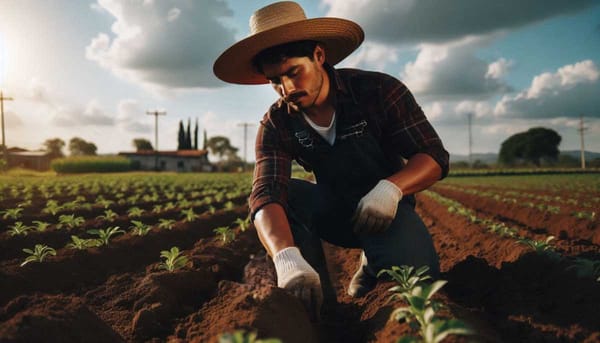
157, 218, 176, 230
517, 236, 556, 253
181, 208, 199, 223
158, 247, 189, 272
66, 235, 102, 249
57, 214, 85, 230
129, 220, 152, 236
127, 206, 145, 218
1, 207, 23, 220
234, 217, 251, 232
378, 265, 432, 295
87, 226, 125, 246
21, 244, 57, 266
32, 220, 51, 232
96, 209, 118, 222
214, 226, 236, 244
8, 222, 33, 236
218, 330, 282, 343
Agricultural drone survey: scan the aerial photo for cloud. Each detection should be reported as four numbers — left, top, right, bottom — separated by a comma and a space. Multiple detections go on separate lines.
116, 99, 153, 133
86, 0, 236, 89
340, 42, 399, 70
495, 60, 600, 118
4, 111, 23, 128
323, 0, 598, 44
401, 37, 512, 98
51, 100, 116, 127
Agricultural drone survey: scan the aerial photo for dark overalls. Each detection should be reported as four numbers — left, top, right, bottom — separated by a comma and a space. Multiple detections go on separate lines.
283, 91, 440, 301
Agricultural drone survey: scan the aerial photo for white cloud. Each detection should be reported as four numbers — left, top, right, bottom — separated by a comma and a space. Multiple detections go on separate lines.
51, 100, 115, 127
323, 0, 598, 44
495, 60, 600, 118
400, 38, 512, 98
339, 42, 398, 71
4, 111, 23, 128
116, 99, 153, 133
486, 58, 514, 80
86, 0, 236, 89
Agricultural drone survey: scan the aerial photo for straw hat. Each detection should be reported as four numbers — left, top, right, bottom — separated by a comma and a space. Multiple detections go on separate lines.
213, 1, 364, 85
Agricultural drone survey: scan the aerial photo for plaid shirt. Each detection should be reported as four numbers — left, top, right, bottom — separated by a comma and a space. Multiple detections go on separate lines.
249, 66, 449, 220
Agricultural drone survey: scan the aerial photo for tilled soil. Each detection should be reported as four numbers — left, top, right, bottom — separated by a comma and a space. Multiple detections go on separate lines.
1, 191, 599, 342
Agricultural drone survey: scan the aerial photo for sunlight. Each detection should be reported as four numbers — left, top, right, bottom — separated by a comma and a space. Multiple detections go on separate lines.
0, 32, 7, 86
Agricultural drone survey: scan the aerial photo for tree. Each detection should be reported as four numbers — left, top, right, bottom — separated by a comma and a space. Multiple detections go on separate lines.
193, 118, 199, 150
185, 118, 192, 149
69, 137, 97, 156
206, 136, 239, 160
498, 127, 561, 166
43, 138, 66, 158
177, 120, 185, 150
203, 129, 208, 150
132, 138, 153, 151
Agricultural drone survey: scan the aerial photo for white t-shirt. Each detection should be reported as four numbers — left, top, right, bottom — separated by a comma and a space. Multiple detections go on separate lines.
303, 112, 336, 145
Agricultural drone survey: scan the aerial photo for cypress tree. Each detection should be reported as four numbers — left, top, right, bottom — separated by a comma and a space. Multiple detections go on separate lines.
185, 118, 192, 149
177, 120, 185, 150
193, 118, 199, 150
203, 129, 208, 150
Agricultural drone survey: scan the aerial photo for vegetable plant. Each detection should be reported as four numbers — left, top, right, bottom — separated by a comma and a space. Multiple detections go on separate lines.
158, 246, 189, 272
8, 222, 33, 236
127, 207, 145, 218
96, 209, 118, 222
1, 207, 23, 220
66, 235, 102, 249
32, 220, 51, 232
57, 214, 85, 230
181, 208, 199, 222
214, 226, 236, 244
21, 244, 57, 266
130, 220, 152, 236
157, 218, 176, 230
234, 217, 251, 232
87, 226, 125, 246
218, 330, 282, 343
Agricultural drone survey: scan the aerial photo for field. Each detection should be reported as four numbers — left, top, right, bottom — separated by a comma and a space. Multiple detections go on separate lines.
0, 172, 599, 342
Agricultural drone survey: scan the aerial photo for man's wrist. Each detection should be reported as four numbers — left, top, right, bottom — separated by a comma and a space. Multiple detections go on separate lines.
377, 179, 403, 202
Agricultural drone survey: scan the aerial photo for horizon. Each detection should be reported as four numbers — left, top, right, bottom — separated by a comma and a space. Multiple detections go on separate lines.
1, 1, 599, 161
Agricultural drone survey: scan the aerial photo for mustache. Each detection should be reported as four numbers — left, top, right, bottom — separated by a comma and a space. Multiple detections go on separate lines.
283, 91, 308, 103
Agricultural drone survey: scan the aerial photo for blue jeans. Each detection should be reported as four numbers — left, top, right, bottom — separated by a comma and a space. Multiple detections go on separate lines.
287, 178, 440, 292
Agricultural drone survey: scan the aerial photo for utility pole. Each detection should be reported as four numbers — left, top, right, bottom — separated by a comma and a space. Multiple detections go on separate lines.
577, 115, 588, 169
0, 91, 13, 162
237, 122, 254, 171
146, 110, 166, 171
467, 112, 473, 167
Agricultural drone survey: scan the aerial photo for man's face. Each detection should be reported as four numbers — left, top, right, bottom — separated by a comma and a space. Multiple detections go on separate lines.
262, 51, 325, 112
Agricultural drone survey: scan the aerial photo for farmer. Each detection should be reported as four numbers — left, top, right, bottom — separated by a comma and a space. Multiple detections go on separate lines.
213, 1, 448, 319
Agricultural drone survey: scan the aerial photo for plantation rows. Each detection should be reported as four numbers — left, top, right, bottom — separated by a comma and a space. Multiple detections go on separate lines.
1, 172, 599, 342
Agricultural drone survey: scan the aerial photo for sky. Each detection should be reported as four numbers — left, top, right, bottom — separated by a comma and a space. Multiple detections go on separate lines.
0, 0, 599, 162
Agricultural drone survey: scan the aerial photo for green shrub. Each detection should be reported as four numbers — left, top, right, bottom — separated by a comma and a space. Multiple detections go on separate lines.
51, 156, 133, 173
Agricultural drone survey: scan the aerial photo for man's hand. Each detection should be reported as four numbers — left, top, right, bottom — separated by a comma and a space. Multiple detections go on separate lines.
352, 179, 403, 234
273, 247, 323, 321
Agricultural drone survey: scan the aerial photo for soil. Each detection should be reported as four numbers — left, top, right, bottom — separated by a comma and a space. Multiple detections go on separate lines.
1, 189, 599, 342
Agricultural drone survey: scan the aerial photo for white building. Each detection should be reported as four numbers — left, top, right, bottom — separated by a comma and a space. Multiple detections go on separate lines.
119, 150, 212, 172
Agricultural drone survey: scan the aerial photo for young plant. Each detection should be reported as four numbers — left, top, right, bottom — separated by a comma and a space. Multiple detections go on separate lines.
378, 265, 432, 295
32, 220, 51, 232
181, 208, 199, 223
517, 236, 556, 253
223, 201, 235, 211
207, 205, 217, 215
20, 244, 57, 266
127, 207, 145, 218
213, 226, 236, 244
66, 235, 102, 249
158, 246, 189, 272
233, 217, 251, 232
57, 214, 85, 230
218, 330, 282, 343
129, 220, 152, 236
157, 218, 176, 230
8, 222, 33, 236
152, 204, 163, 214
42, 200, 62, 215
87, 226, 125, 246
1, 207, 23, 220
96, 209, 118, 222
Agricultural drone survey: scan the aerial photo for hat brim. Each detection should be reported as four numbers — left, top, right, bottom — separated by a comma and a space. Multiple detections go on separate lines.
213, 17, 364, 85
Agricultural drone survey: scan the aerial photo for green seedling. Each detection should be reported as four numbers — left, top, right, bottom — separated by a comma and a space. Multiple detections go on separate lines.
87, 226, 125, 246
207, 205, 217, 215
223, 201, 235, 210
214, 226, 235, 245
181, 208, 199, 222
42, 200, 62, 215
158, 246, 189, 272
8, 222, 33, 236
127, 206, 145, 218
96, 209, 118, 222
219, 330, 282, 343
57, 214, 85, 230
517, 236, 556, 253
378, 265, 432, 295
157, 218, 176, 230
21, 244, 56, 266
1, 207, 23, 220
152, 204, 163, 214
129, 220, 152, 236
234, 217, 251, 232
32, 220, 51, 232
66, 235, 102, 249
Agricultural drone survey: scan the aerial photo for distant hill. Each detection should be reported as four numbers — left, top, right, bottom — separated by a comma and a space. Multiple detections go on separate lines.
450, 150, 600, 163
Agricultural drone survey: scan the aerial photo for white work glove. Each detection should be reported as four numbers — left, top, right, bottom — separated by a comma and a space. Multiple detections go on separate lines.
273, 246, 323, 321
352, 179, 403, 235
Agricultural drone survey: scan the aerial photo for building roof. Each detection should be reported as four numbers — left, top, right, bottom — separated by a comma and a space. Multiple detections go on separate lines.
119, 149, 208, 157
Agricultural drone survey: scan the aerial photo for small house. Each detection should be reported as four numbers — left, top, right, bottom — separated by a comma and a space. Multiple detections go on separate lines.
118, 150, 212, 172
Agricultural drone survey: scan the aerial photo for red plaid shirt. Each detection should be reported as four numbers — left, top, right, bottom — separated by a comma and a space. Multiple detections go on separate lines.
249, 66, 449, 220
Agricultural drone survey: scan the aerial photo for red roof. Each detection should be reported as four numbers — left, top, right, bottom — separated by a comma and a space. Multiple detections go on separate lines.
119, 149, 208, 157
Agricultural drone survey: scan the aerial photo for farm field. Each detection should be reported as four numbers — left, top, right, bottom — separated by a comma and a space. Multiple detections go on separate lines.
0, 172, 599, 342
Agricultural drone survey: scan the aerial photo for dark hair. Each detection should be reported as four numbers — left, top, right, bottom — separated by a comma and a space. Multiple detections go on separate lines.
252, 40, 319, 74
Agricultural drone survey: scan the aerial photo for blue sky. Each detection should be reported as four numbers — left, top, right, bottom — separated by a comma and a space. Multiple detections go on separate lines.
0, 0, 599, 162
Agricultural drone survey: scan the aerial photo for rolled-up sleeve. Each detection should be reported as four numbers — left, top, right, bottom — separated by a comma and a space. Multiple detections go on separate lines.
249, 118, 292, 221
381, 76, 450, 179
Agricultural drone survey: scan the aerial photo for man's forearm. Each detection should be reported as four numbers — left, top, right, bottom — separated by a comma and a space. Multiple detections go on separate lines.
253, 202, 295, 257
385, 153, 442, 195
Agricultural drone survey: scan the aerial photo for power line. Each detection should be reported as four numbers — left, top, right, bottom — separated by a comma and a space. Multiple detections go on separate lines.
0, 91, 13, 161
146, 110, 166, 171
